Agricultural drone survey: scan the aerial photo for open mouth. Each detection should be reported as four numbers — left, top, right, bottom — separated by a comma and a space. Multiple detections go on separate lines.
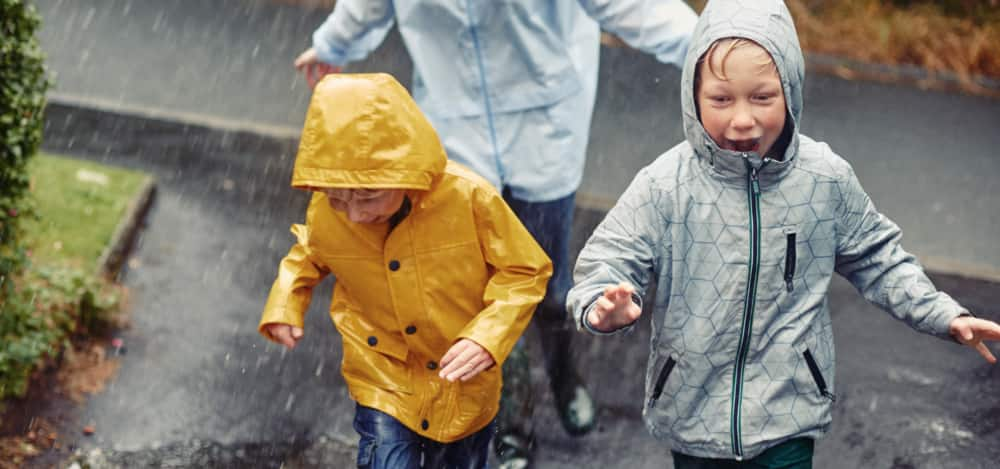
725, 138, 761, 153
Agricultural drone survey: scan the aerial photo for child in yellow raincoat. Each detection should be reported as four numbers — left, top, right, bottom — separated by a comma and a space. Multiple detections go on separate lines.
259, 73, 552, 468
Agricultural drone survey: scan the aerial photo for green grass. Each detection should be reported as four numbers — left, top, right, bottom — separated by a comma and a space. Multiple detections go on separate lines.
24, 153, 149, 270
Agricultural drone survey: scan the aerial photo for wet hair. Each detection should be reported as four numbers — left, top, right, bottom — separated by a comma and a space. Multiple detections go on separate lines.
695, 38, 778, 89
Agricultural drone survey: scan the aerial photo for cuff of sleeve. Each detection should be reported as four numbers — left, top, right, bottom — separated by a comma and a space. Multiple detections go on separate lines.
579, 292, 643, 335
312, 29, 350, 66
943, 309, 974, 344
258, 310, 306, 343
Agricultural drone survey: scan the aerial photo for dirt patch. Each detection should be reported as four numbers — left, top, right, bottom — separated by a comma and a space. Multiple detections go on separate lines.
0, 337, 124, 468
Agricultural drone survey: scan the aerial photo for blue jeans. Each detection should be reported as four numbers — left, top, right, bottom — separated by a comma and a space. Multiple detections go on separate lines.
497, 190, 581, 444
501, 189, 575, 323
353, 405, 495, 469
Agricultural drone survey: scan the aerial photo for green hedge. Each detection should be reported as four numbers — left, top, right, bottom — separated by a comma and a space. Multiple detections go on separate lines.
1, 0, 48, 284
1, 0, 52, 399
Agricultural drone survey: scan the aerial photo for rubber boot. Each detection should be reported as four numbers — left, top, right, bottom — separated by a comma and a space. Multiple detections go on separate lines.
539, 323, 596, 436
495, 339, 534, 469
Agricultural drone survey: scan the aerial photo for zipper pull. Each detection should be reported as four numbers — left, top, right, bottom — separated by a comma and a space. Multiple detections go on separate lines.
750, 167, 760, 195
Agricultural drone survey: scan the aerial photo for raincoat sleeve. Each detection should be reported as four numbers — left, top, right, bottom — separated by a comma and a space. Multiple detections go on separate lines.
258, 223, 329, 343
568, 167, 663, 335
312, 0, 396, 67
834, 164, 967, 340
576, 0, 697, 66
456, 187, 553, 365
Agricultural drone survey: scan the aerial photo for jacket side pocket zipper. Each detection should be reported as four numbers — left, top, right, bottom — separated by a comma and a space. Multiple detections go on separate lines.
784, 232, 796, 292
803, 349, 835, 401
649, 356, 677, 408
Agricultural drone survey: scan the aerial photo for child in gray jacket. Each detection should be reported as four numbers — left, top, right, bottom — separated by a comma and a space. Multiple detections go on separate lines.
567, 0, 1000, 466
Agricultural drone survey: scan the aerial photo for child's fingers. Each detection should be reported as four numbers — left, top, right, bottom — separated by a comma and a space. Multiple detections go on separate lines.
459, 358, 494, 382
291, 327, 304, 340
595, 296, 615, 314
439, 343, 462, 369
974, 341, 997, 363
440, 345, 480, 381
974, 319, 1000, 341
270, 325, 297, 349
453, 350, 492, 381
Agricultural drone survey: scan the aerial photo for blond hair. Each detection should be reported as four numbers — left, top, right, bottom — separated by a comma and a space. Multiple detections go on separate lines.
696, 38, 777, 85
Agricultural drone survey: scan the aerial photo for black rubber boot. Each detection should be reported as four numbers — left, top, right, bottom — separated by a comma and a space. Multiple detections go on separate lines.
495, 339, 534, 469
540, 324, 597, 437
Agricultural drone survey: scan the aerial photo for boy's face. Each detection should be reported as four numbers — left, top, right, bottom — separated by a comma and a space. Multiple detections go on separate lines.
697, 41, 786, 158
317, 188, 407, 224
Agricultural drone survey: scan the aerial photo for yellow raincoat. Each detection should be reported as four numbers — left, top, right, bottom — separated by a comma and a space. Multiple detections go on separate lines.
259, 74, 552, 442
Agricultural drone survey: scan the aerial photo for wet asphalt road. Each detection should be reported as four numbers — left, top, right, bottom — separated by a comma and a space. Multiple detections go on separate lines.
13, 0, 1000, 467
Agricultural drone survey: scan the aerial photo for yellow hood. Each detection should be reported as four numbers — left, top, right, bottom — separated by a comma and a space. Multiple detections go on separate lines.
292, 73, 447, 191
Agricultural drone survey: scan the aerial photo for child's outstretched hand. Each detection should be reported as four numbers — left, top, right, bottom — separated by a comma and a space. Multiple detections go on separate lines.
438, 339, 495, 382
264, 323, 304, 350
950, 316, 1000, 363
588, 282, 642, 332
293, 47, 342, 89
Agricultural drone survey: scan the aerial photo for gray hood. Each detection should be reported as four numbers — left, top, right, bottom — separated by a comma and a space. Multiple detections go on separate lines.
680, 0, 804, 182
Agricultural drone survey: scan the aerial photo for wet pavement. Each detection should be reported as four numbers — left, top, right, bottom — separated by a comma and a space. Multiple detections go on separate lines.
11, 0, 1000, 467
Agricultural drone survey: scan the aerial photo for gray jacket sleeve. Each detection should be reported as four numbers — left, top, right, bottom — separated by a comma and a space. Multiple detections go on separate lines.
568, 167, 665, 334
834, 166, 967, 340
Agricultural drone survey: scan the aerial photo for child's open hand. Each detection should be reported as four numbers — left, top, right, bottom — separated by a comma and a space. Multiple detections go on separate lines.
588, 282, 642, 332
264, 323, 304, 350
950, 316, 1000, 363
293, 47, 342, 89
438, 339, 495, 382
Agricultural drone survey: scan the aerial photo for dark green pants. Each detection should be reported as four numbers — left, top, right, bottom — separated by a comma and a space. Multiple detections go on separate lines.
672, 438, 814, 469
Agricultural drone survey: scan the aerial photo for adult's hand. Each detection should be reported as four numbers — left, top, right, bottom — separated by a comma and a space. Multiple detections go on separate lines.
294, 47, 342, 89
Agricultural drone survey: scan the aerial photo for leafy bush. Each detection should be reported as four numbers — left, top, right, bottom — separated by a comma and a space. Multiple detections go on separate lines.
1, 0, 49, 287
0, 266, 122, 399
1, 0, 53, 400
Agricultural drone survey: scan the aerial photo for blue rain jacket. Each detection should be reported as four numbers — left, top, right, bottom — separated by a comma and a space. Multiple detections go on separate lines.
567, 0, 968, 460
312, 0, 696, 201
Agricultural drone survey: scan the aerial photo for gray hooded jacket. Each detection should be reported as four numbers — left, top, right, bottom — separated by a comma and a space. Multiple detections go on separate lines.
567, 0, 967, 460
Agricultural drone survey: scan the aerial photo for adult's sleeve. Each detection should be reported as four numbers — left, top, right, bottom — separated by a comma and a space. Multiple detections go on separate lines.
312, 0, 396, 67
575, 0, 698, 66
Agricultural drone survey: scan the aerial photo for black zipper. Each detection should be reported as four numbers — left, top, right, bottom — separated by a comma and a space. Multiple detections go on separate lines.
784, 232, 796, 292
803, 349, 835, 401
731, 159, 764, 458
649, 356, 676, 407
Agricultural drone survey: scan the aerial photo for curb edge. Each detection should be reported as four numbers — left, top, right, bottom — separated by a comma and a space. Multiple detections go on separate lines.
97, 177, 157, 279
